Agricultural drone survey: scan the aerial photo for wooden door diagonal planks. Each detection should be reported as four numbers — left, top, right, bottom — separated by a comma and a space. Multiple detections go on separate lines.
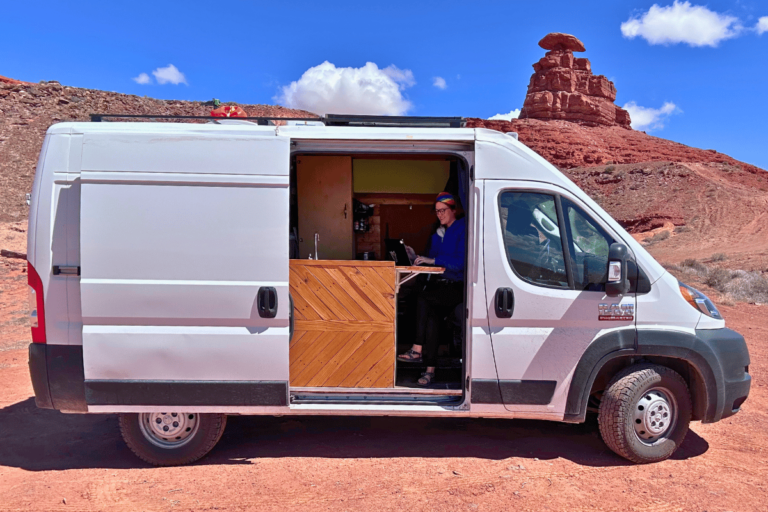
289, 260, 396, 388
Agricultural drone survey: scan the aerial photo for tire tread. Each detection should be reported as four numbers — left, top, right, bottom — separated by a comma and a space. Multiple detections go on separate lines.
598, 364, 691, 463
119, 413, 227, 466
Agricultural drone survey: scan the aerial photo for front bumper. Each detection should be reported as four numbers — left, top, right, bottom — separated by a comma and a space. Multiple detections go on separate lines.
696, 328, 751, 422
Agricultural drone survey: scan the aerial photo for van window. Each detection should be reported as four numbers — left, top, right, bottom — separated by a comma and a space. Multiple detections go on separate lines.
562, 198, 614, 291
499, 192, 568, 288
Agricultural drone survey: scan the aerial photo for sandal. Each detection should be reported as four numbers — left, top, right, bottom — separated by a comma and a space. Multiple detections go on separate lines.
417, 371, 435, 387
397, 349, 423, 363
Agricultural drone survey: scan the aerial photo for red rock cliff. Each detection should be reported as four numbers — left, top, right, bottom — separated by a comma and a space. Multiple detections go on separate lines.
519, 33, 631, 129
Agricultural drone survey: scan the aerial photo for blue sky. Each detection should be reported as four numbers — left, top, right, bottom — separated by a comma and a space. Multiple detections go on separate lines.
1, 0, 767, 169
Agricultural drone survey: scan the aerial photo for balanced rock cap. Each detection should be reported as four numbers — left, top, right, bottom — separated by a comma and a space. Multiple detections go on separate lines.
538, 33, 586, 52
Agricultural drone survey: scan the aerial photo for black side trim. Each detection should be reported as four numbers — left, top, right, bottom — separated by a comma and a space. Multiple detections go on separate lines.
46, 345, 87, 412
500, 380, 557, 405
564, 329, 636, 419
28, 343, 53, 409
85, 380, 289, 407
471, 379, 503, 404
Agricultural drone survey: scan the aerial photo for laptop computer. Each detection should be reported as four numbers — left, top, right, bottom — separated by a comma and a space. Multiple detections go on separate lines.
384, 238, 412, 266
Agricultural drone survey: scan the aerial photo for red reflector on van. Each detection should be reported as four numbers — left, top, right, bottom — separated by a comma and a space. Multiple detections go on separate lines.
28, 261, 46, 344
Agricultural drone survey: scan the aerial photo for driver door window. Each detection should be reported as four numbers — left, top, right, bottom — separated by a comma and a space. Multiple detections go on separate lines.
498, 192, 568, 288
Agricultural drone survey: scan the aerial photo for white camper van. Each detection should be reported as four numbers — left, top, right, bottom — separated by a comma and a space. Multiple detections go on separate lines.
27, 115, 751, 466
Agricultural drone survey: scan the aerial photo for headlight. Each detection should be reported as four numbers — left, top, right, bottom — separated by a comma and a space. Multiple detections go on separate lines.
679, 282, 722, 319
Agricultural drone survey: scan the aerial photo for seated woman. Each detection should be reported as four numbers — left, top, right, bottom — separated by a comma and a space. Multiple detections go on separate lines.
397, 192, 465, 386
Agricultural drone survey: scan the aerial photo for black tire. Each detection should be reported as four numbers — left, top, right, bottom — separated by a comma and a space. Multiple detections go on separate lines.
118, 412, 227, 466
598, 364, 691, 464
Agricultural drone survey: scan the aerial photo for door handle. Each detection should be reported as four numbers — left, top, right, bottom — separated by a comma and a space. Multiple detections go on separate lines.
257, 287, 278, 318
495, 287, 514, 318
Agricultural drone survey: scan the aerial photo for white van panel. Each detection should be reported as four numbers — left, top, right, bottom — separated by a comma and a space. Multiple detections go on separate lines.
635, 271, 701, 330
78, 132, 291, 408
33, 133, 82, 345
81, 132, 285, 175
79, 182, 287, 285
83, 326, 289, 381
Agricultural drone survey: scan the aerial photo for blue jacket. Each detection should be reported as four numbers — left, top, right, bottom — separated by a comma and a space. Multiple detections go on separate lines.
428, 217, 466, 282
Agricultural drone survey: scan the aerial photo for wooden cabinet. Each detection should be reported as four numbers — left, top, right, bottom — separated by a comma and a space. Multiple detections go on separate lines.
296, 156, 353, 260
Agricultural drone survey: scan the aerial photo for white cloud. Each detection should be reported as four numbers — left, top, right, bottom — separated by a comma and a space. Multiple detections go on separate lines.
381, 65, 415, 89
757, 16, 768, 35
623, 101, 680, 130
133, 73, 151, 85
433, 76, 447, 90
152, 64, 187, 85
276, 61, 415, 116
621, 1, 742, 47
488, 109, 521, 121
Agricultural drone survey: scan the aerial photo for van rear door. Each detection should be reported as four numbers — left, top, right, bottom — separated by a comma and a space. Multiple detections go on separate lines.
78, 128, 291, 411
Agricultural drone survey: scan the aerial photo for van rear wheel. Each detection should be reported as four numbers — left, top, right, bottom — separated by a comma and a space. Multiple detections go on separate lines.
118, 412, 227, 466
598, 364, 692, 463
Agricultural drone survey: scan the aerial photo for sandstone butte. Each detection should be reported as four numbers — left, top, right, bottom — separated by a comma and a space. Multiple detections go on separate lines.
518, 33, 631, 129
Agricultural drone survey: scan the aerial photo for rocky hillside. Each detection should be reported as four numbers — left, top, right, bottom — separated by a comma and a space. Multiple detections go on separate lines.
466, 117, 764, 173
0, 78, 314, 222
2, 69, 767, 272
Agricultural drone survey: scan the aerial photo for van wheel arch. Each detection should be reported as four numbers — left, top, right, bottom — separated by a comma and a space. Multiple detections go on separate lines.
564, 330, 718, 424
587, 356, 708, 422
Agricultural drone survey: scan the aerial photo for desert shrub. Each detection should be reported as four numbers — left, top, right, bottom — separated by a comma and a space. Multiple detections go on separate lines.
603, 166, 615, 174
704, 267, 736, 291
674, 225, 690, 234
711, 253, 727, 262
722, 272, 768, 304
719, 293, 736, 307
644, 230, 670, 245
680, 258, 706, 272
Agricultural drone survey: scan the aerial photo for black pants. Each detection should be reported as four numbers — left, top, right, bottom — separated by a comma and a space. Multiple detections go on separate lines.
415, 279, 463, 367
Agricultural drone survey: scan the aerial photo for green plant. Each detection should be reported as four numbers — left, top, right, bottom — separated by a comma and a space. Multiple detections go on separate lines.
711, 253, 727, 262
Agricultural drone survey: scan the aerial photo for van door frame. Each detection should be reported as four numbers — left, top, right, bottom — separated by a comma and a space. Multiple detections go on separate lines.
288, 141, 475, 408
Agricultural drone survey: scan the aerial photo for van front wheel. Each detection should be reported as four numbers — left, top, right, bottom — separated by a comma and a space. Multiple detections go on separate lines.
598, 364, 692, 463
118, 412, 227, 466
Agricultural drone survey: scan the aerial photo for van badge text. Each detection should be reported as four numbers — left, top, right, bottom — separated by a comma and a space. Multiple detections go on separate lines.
598, 303, 634, 321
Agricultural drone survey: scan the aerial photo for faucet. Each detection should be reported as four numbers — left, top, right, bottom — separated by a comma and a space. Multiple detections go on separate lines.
314, 233, 320, 260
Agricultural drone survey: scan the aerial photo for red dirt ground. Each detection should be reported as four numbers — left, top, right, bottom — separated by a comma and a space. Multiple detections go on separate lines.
1, 222, 766, 511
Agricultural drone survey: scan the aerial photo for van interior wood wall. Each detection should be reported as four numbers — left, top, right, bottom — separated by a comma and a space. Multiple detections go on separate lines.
289, 260, 396, 388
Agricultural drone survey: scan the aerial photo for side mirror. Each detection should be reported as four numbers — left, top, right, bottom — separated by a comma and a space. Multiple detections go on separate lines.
606, 243, 630, 297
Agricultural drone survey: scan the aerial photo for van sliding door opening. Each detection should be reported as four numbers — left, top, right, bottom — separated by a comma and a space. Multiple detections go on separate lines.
288, 150, 473, 401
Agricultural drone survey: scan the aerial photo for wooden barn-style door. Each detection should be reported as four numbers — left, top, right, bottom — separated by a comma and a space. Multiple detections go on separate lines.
288, 260, 396, 388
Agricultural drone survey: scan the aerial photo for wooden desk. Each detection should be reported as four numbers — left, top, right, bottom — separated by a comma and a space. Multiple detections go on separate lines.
289, 260, 396, 388
395, 266, 446, 293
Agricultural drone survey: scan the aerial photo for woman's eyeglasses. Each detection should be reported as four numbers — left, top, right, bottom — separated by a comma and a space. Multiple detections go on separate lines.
434, 208, 451, 215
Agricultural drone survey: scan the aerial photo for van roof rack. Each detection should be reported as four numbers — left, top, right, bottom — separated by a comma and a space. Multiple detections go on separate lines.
324, 114, 465, 128
89, 113, 466, 128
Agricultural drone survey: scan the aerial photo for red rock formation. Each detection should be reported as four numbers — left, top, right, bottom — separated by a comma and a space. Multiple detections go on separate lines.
0, 75, 30, 85
519, 33, 631, 129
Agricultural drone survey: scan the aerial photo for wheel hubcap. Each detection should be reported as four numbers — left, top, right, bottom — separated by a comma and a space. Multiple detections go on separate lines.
633, 388, 677, 444
139, 412, 199, 449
